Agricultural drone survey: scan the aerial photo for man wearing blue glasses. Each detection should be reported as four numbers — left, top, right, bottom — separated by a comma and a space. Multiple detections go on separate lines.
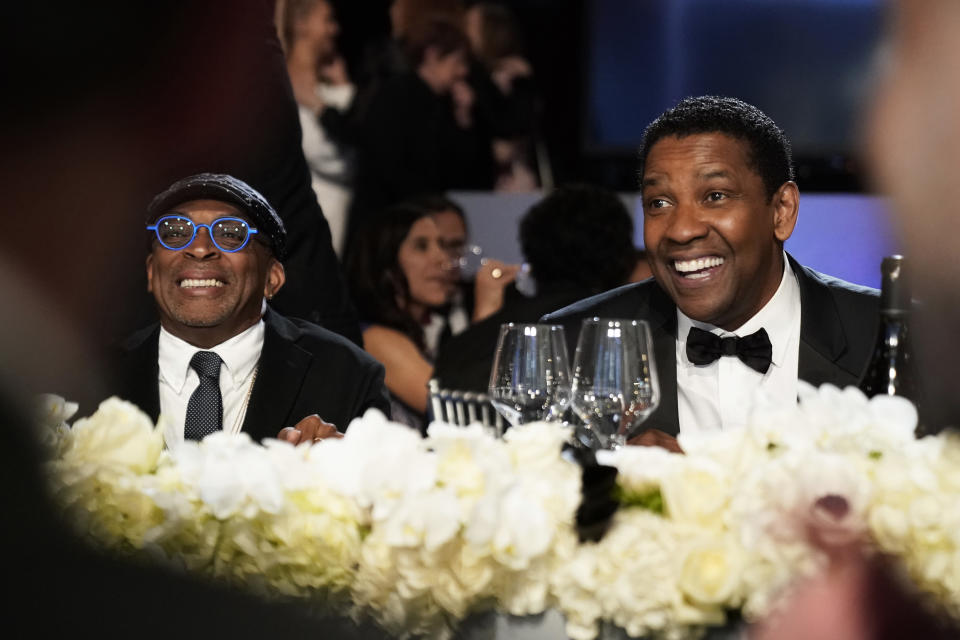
114, 173, 390, 445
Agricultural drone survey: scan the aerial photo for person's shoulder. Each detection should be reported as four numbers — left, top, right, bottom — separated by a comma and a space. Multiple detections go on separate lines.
799, 263, 879, 298
116, 323, 160, 354
361, 324, 421, 357
541, 279, 658, 323
795, 262, 880, 313
268, 312, 381, 368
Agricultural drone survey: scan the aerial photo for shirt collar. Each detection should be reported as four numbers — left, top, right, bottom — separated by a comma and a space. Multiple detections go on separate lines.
157, 321, 265, 392
677, 252, 800, 368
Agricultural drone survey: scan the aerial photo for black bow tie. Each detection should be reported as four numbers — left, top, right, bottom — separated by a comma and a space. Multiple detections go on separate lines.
685, 326, 773, 374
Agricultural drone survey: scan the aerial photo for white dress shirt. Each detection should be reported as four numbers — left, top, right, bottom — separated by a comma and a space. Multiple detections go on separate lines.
157, 321, 264, 446
676, 254, 801, 434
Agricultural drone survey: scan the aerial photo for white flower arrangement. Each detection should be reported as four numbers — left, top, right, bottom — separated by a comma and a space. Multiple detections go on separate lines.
45, 384, 960, 639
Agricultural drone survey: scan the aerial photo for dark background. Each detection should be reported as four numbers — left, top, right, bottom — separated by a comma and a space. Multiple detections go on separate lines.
2, 0, 886, 197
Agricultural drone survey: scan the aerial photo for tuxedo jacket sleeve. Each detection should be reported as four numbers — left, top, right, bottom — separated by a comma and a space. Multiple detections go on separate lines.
110, 308, 391, 443
541, 254, 880, 436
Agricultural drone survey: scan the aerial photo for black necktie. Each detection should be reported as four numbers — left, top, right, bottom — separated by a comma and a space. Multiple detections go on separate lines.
685, 326, 773, 374
184, 351, 223, 441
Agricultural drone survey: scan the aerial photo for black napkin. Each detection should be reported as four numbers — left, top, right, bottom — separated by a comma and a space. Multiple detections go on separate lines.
563, 443, 619, 543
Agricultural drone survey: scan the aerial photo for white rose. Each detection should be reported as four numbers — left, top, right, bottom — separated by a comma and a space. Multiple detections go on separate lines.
605, 443, 676, 493
491, 485, 552, 569
661, 458, 729, 528
677, 538, 743, 606
34, 393, 78, 431
503, 420, 572, 468
867, 394, 918, 442
62, 397, 162, 473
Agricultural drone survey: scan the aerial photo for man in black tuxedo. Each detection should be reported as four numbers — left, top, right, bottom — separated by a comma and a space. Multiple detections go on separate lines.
114, 173, 390, 445
544, 96, 879, 449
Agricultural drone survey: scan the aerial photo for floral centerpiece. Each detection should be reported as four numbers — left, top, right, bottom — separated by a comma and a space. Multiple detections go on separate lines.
40, 383, 960, 639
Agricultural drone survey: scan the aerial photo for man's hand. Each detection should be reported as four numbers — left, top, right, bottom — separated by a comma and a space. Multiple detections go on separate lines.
276, 414, 343, 445
626, 428, 683, 453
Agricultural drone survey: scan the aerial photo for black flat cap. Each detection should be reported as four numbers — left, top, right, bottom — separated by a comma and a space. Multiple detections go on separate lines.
147, 173, 288, 260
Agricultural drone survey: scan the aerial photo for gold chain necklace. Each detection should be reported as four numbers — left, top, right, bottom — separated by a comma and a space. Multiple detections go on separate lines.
232, 365, 259, 433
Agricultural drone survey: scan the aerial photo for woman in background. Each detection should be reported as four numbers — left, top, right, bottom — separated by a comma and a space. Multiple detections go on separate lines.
345, 205, 451, 430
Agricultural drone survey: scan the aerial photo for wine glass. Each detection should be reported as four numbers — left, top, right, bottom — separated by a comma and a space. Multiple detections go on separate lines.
488, 323, 572, 432
570, 318, 660, 450
457, 243, 485, 280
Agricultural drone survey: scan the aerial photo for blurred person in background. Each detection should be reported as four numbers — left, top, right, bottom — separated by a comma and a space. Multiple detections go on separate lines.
433, 184, 637, 394
346, 17, 486, 250
464, 1, 540, 191
281, 0, 356, 257
405, 193, 519, 354
866, 0, 960, 433
346, 199, 513, 430
308, 0, 467, 152
409, 194, 474, 353
751, 3, 960, 638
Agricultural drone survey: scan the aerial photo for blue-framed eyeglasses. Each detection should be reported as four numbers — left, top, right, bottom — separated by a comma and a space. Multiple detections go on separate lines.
146, 215, 259, 252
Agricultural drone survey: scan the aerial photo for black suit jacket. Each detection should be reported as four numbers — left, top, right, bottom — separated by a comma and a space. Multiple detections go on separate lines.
542, 255, 880, 436
433, 283, 602, 394
112, 309, 390, 441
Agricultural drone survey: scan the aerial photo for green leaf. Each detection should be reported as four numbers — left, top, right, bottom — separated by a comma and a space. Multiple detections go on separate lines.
613, 484, 665, 515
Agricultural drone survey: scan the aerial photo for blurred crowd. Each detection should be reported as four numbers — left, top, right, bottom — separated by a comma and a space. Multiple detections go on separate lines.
277, 0, 650, 430
280, 0, 541, 257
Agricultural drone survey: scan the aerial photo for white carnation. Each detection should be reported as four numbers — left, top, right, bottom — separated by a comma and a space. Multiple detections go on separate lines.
60, 397, 163, 473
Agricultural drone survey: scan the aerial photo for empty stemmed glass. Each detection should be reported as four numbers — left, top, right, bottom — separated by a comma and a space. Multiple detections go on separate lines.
457, 243, 485, 280
570, 318, 660, 450
488, 323, 572, 432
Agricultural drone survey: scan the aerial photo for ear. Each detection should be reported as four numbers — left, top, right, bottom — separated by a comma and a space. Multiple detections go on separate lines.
145, 254, 155, 293
772, 181, 799, 243
264, 259, 286, 300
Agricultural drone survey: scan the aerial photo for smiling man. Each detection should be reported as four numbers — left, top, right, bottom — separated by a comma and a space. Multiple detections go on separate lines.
544, 97, 879, 446
113, 173, 389, 446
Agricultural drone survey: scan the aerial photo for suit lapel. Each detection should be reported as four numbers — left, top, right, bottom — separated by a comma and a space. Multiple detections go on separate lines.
119, 326, 162, 422
791, 254, 860, 387
242, 310, 314, 441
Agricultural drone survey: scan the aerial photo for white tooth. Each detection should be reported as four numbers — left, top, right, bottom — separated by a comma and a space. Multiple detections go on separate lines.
180, 278, 224, 288
674, 256, 725, 275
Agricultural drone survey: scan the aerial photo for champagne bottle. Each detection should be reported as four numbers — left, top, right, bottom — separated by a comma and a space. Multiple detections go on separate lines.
858, 255, 924, 433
